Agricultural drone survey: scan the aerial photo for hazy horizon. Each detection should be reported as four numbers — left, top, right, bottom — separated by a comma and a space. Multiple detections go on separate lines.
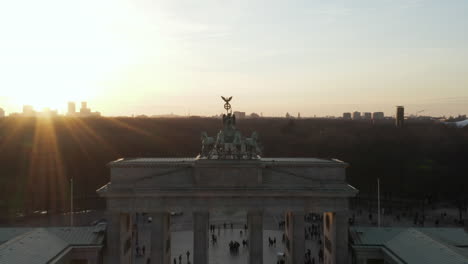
1, 0, 468, 117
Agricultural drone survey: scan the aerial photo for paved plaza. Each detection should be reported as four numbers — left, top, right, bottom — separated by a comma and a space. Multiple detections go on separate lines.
134, 212, 324, 264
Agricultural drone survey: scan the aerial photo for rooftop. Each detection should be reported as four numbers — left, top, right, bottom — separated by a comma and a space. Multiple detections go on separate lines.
350, 227, 468, 264
0, 225, 106, 264
108, 157, 346, 167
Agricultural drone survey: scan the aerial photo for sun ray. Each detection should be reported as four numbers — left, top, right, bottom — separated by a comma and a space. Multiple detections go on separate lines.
69, 117, 121, 157
26, 117, 67, 213
0, 117, 30, 153
104, 118, 154, 138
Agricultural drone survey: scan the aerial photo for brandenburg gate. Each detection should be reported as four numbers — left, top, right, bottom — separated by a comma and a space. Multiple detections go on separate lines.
97, 97, 358, 264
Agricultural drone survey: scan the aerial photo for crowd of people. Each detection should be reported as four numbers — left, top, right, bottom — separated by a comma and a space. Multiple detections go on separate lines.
133, 213, 330, 264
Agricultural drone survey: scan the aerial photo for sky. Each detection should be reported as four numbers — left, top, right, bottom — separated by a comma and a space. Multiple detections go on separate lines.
1, 0, 468, 117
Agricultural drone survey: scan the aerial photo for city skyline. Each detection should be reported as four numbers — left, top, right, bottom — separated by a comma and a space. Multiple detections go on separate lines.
1, 0, 468, 117
0, 100, 464, 118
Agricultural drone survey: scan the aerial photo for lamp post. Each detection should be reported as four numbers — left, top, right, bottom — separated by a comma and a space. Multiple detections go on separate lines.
377, 178, 381, 227
70, 178, 74, 227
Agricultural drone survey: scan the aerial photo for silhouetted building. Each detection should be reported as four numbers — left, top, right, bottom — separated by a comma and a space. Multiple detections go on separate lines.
343, 112, 351, 119
22, 105, 35, 117
233, 111, 246, 119
286, 112, 291, 119
67, 102, 76, 116
80, 101, 91, 116
297, 112, 301, 119
352, 111, 361, 120
250, 112, 260, 118
0, 108, 4, 118
396, 106, 404, 128
363, 112, 372, 119
372, 112, 384, 119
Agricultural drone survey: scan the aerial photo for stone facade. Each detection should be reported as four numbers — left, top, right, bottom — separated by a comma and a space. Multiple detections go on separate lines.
97, 157, 358, 264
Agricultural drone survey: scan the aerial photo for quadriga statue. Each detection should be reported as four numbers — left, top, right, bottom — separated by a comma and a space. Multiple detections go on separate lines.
200, 132, 215, 157
244, 131, 262, 158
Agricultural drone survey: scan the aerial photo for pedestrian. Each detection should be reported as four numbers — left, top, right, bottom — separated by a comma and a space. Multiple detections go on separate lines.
186, 250, 190, 261
136, 246, 140, 257
142, 245, 146, 255
273, 237, 276, 246
179, 254, 182, 264
174, 258, 177, 264
240, 230, 243, 236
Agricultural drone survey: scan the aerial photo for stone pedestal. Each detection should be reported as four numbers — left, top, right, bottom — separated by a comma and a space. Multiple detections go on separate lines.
193, 211, 209, 264
247, 210, 263, 264
150, 212, 171, 264
285, 211, 305, 264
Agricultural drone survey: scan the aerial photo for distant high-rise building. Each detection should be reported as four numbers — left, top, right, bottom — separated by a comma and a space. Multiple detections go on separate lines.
233, 111, 246, 119
372, 112, 384, 119
396, 106, 404, 128
80, 101, 91, 116
0, 108, 4, 118
286, 112, 291, 119
297, 112, 301, 119
363, 112, 372, 119
343, 112, 351, 119
68, 102, 76, 116
352, 111, 361, 120
74, 101, 100, 117
23, 105, 35, 117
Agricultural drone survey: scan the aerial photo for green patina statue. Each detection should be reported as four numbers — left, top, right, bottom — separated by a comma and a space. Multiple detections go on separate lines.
200, 97, 261, 159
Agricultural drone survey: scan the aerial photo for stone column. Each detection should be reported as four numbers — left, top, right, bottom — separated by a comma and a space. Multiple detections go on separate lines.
335, 212, 349, 264
193, 211, 209, 264
247, 210, 263, 264
323, 212, 349, 264
150, 212, 171, 264
105, 212, 132, 264
284, 211, 305, 264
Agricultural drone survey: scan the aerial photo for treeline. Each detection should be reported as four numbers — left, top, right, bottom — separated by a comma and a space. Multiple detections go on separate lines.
0, 116, 467, 216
